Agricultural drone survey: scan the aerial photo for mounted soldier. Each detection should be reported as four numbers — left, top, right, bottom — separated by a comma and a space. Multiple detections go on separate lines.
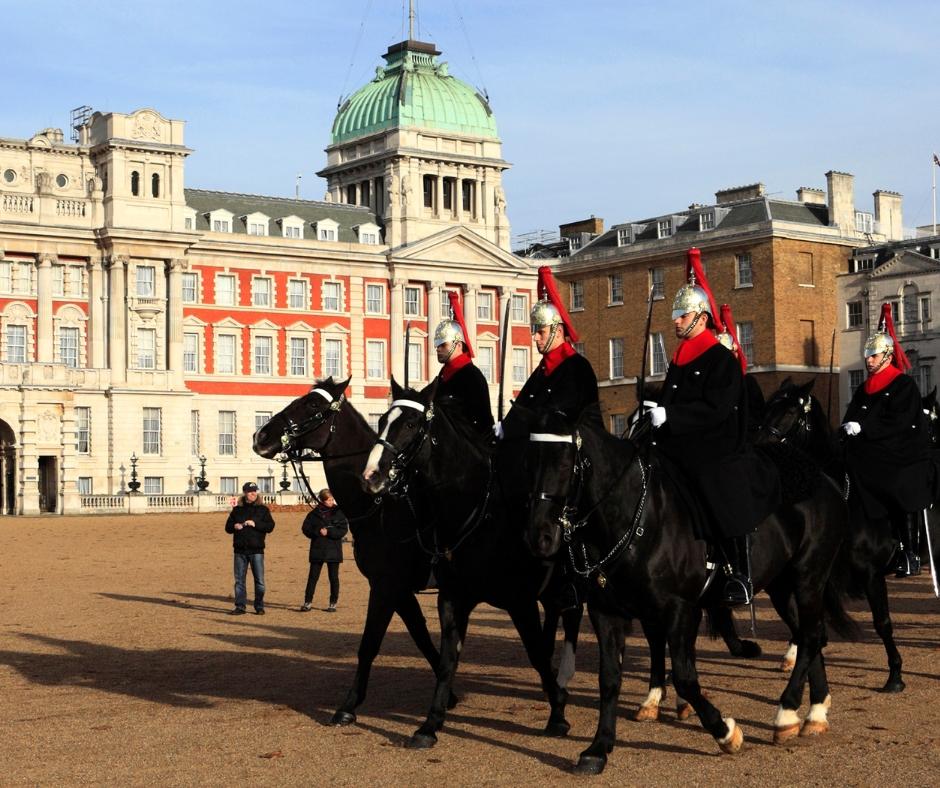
649, 247, 779, 606
842, 304, 931, 576
432, 290, 493, 438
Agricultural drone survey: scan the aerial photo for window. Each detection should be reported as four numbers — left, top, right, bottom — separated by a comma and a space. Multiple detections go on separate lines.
218, 411, 236, 455
441, 291, 454, 318
512, 348, 529, 384
183, 333, 199, 372
366, 284, 384, 314
318, 226, 336, 241
847, 301, 863, 329
736, 253, 753, 287
650, 267, 665, 300
213, 219, 230, 233
903, 286, 918, 326
699, 212, 715, 231
610, 338, 624, 379
922, 296, 931, 324
855, 211, 874, 234
0, 262, 10, 293
849, 369, 865, 394
215, 274, 236, 306
738, 321, 755, 363
144, 477, 163, 494
323, 281, 341, 311
657, 219, 672, 239
77, 477, 93, 495
248, 222, 267, 236
254, 336, 273, 375
252, 278, 272, 307
131, 171, 140, 196
182, 272, 198, 303
185, 217, 194, 230
407, 341, 423, 382
59, 326, 79, 368
888, 301, 899, 325
289, 279, 308, 309
855, 256, 875, 272
67, 267, 83, 297
216, 334, 236, 374
257, 476, 275, 494
478, 346, 495, 383
6, 325, 26, 363
284, 224, 301, 239
462, 180, 474, 212
15, 262, 31, 294
137, 328, 156, 369
76, 407, 91, 454
290, 337, 308, 376
477, 292, 493, 321
569, 236, 582, 252
191, 410, 200, 455
255, 411, 272, 432
52, 265, 65, 296
574, 341, 585, 356
404, 286, 421, 316
324, 338, 343, 378
443, 178, 454, 210
511, 294, 527, 322
423, 175, 435, 208
366, 340, 385, 379
220, 477, 238, 495
609, 274, 623, 305
136, 266, 155, 297
651, 332, 667, 375
360, 180, 370, 206
142, 407, 162, 454
617, 228, 630, 246
916, 365, 933, 395
610, 414, 627, 436
367, 413, 382, 432
571, 281, 584, 310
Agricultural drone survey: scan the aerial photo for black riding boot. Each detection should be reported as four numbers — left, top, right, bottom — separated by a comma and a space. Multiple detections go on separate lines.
894, 512, 922, 578
720, 535, 754, 607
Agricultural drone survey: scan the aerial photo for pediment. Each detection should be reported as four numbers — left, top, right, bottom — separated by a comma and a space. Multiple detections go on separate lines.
390, 226, 533, 273
871, 250, 940, 278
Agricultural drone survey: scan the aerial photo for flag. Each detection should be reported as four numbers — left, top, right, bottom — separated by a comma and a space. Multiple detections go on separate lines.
934, 153, 940, 167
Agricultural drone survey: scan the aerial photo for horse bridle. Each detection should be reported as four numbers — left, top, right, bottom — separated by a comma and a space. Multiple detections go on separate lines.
278, 387, 344, 461
529, 429, 648, 588
760, 393, 813, 445
372, 399, 436, 498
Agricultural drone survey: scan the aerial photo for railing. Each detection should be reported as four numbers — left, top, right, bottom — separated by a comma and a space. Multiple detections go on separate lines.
81, 495, 126, 510
147, 495, 196, 509
77, 490, 309, 515
2, 194, 34, 214
55, 199, 86, 217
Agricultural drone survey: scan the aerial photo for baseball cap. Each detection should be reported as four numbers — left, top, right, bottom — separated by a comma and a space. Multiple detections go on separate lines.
242, 482, 259, 492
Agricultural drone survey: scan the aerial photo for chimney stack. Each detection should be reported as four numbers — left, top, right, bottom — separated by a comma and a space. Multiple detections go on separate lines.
873, 190, 903, 241
825, 171, 855, 232
797, 187, 826, 205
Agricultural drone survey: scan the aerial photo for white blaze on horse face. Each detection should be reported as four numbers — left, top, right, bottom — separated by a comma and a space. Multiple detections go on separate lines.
363, 407, 402, 481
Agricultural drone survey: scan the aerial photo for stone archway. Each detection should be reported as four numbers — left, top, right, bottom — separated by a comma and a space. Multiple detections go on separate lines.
0, 420, 17, 515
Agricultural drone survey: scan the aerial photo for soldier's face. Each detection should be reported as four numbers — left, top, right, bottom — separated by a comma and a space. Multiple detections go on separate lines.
533, 324, 562, 354
436, 341, 455, 363
865, 351, 889, 374
674, 311, 704, 338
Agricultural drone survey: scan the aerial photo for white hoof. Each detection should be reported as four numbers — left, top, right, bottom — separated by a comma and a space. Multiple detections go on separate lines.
773, 705, 801, 744
717, 717, 744, 754
635, 687, 663, 722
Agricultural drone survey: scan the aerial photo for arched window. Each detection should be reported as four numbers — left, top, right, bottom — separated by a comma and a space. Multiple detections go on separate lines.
151, 173, 160, 198
130, 171, 140, 196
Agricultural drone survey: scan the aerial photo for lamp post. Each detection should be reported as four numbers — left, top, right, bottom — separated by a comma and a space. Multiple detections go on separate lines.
127, 452, 141, 494
186, 465, 194, 494
118, 463, 126, 495
196, 454, 209, 493
279, 462, 291, 491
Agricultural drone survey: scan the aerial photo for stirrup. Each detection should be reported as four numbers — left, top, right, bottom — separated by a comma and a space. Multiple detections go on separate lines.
722, 576, 753, 607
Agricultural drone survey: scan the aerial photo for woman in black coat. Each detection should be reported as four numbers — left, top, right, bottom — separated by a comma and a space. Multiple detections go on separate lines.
300, 488, 349, 611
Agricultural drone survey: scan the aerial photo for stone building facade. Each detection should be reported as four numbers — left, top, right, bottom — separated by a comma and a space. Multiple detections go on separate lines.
0, 37, 536, 515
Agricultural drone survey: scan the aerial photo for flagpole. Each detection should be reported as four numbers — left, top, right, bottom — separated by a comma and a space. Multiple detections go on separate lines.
933, 152, 937, 235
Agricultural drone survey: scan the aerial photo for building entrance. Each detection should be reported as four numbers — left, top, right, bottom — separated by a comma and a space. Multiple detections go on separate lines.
38, 456, 58, 513
0, 420, 15, 514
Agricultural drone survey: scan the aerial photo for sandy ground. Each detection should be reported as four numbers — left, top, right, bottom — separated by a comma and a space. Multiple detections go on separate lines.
1, 511, 938, 786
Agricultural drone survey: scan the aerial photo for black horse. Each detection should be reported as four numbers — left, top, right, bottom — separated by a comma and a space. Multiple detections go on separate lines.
758, 377, 932, 691
361, 380, 574, 748
525, 408, 857, 774
253, 377, 457, 724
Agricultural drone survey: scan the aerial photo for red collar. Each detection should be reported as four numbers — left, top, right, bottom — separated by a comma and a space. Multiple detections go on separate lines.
864, 363, 901, 394
672, 329, 718, 365
441, 351, 472, 383
541, 342, 576, 376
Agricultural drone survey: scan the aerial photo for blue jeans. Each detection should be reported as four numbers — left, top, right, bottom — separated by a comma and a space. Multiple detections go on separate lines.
234, 552, 265, 611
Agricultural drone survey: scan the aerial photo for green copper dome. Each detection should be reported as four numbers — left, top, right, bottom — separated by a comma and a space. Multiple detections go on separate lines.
331, 40, 498, 144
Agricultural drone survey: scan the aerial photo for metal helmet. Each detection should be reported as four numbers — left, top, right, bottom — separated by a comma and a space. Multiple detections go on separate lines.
672, 282, 712, 321
433, 319, 464, 349
864, 329, 894, 359
530, 298, 563, 333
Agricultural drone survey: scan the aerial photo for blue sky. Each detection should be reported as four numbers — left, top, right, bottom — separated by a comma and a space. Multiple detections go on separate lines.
4, 0, 939, 241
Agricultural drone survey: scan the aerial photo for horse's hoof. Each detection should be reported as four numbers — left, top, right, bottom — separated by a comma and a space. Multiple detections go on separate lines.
447, 691, 459, 710
780, 659, 796, 673
330, 710, 356, 726
718, 718, 744, 754
676, 702, 692, 721
635, 703, 660, 722
773, 723, 801, 744
573, 755, 607, 775
738, 640, 762, 659
544, 718, 571, 738
800, 720, 829, 738
879, 678, 905, 694
405, 732, 438, 749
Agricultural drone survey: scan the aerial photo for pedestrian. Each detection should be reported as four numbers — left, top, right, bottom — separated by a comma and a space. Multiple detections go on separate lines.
224, 481, 275, 615
300, 488, 348, 612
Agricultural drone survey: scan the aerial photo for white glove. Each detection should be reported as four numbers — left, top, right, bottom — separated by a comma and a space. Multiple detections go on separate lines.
843, 421, 861, 436
492, 421, 504, 440
650, 406, 667, 428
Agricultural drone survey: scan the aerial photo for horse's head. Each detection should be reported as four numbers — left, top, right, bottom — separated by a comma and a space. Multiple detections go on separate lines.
253, 376, 350, 459
923, 387, 939, 445
756, 376, 815, 447
362, 378, 438, 495
524, 409, 581, 559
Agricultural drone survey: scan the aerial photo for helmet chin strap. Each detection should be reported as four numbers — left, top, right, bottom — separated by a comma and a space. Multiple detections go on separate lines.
442, 340, 461, 364
681, 312, 705, 339
869, 352, 892, 376
539, 322, 560, 355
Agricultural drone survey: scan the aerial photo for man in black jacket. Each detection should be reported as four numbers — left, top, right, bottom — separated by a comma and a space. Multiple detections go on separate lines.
300, 488, 349, 611
224, 482, 276, 615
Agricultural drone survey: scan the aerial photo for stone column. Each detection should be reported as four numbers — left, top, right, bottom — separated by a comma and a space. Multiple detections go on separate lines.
427, 281, 443, 378
36, 253, 55, 362
87, 257, 106, 368
390, 277, 405, 383
108, 255, 127, 384
167, 258, 185, 382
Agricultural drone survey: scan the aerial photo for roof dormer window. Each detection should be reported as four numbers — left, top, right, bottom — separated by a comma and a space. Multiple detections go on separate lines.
699, 211, 715, 231
207, 209, 234, 233
355, 222, 381, 245
278, 215, 305, 239
657, 219, 673, 239
242, 212, 270, 236
616, 228, 631, 247
314, 218, 339, 242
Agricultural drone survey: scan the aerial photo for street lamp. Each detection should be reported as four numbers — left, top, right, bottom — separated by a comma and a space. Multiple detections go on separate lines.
196, 454, 209, 493
127, 452, 141, 494
279, 462, 291, 491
